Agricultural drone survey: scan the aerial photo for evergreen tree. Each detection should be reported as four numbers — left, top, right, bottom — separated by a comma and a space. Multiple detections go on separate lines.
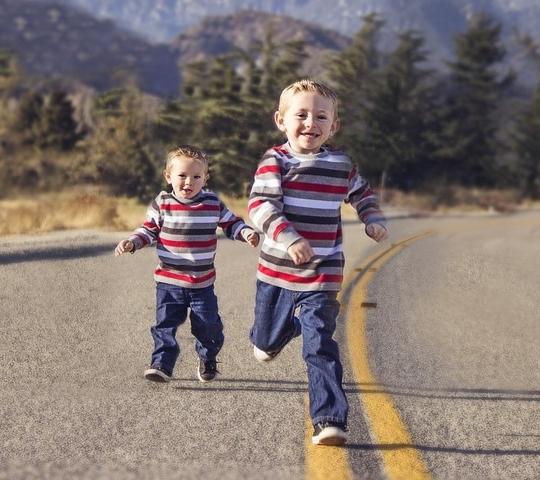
512, 83, 540, 198
87, 86, 160, 200
0, 50, 20, 98
39, 91, 79, 150
12, 90, 44, 145
328, 13, 384, 174
156, 55, 253, 194
156, 34, 308, 196
360, 31, 438, 190
436, 12, 513, 186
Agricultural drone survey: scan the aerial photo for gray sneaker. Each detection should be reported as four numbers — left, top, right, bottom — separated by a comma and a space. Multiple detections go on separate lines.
144, 365, 172, 383
197, 358, 219, 382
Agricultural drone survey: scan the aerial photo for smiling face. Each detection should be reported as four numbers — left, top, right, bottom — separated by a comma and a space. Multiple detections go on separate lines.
164, 156, 207, 199
275, 92, 339, 155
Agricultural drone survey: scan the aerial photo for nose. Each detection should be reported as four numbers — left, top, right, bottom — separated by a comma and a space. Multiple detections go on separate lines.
303, 115, 313, 128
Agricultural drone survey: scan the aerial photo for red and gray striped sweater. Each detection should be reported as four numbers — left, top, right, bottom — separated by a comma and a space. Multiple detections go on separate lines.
248, 143, 386, 292
129, 190, 253, 289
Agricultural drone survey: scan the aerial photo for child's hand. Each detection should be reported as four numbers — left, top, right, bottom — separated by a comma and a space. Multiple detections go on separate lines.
115, 239, 134, 256
244, 230, 260, 247
366, 223, 389, 242
241, 228, 260, 247
287, 238, 314, 265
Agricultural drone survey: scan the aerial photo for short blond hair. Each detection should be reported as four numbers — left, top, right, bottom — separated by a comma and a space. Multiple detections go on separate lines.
277, 79, 339, 120
165, 145, 209, 173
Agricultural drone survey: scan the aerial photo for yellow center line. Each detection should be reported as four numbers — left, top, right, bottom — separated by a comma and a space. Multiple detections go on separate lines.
304, 231, 433, 479
305, 395, 353, 480
346, 231, 433, 480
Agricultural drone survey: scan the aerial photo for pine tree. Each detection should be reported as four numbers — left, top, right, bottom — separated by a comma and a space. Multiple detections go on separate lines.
327, 13, 384, 174
0, 50, 20, 98
39, 90, 79, 150
512, 83, 540, 198
436, 12, 513, 186
87, 86, 160, 200
360, 31, 438, 190
156, 29, 309, 196
12, 90, 44, 145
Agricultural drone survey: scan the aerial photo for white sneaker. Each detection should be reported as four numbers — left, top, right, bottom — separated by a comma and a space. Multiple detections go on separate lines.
312, 422, 348, 446
253, 345, 281, 362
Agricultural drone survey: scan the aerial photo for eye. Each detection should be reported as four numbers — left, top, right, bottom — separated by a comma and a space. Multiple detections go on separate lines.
194, 175, 201, 179
318, 115, 328, 120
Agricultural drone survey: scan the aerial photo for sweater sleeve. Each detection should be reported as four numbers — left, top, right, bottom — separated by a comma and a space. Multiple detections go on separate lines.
247, 150, 302, 249
217, 199, 253, 241
128, 194, 162, 250
345, 167, 387, 228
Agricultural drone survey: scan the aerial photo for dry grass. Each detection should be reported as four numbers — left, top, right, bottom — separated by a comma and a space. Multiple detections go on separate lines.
381, 187, 525, 214
0, 189, 146, 236
0, 186, 533, 237
219, 194, 249, 219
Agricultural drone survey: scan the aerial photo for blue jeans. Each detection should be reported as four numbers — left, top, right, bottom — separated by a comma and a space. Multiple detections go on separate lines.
152, 282, 224, 375
250, 280, 348, 426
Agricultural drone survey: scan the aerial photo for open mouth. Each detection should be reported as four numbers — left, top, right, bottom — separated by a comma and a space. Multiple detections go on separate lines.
301, 132, 319, 138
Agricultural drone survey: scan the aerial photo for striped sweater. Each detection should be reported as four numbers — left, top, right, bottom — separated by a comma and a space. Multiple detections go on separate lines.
129, 189, 253, 289
248, 143, 386, 292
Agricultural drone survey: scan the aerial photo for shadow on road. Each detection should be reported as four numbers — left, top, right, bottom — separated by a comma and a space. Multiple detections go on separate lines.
0, 243, 117, 264
170, 378, 540, 401
346, 443, 540, 456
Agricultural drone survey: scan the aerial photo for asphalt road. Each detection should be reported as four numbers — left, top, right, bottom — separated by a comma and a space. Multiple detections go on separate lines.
1, 210, 539, 479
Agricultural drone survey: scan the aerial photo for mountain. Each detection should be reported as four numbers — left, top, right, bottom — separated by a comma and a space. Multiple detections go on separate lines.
31, 0, 540, 53
0, 0, 180, 96
0, 2, 350, 97
173, 10, 350, 70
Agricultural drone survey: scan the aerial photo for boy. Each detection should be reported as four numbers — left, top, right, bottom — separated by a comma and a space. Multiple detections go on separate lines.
116, 145, 259, 383
248, 80, 388, 445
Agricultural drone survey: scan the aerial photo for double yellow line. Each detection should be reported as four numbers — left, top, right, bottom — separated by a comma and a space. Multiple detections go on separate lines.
305, 231, 434, 479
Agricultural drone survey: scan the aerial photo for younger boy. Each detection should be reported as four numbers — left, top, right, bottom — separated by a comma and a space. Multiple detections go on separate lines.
116, 145, 259, 383
248, 80, 388, 445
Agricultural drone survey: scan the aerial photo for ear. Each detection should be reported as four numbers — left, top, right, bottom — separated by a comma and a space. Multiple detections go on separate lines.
274, 111, 287, 132
163, 170, 172, 185
330, 118, 340, 137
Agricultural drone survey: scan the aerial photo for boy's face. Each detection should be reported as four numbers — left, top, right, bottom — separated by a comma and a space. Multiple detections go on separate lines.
274, 92, 339, 155
164, 156, 207, 199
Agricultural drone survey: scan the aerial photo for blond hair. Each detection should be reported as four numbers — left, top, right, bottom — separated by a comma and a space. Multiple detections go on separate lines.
165, 145, 209, 173
277, 79, 339, 119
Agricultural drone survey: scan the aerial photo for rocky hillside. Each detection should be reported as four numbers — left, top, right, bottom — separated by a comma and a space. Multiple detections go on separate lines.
0, 2, 350, 97
0, 0, 180, 96
31, 0, 540, 51
173, 10, 349, 70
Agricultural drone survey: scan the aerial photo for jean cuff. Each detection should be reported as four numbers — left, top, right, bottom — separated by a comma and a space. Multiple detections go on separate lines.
312, 415, 348, 428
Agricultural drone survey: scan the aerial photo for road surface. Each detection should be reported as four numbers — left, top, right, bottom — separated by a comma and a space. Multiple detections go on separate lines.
1, 210, 539, 479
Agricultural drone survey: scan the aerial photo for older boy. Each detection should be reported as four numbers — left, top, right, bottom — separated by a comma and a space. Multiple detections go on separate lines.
248, 80, 388, 445
116, 145, 259, 383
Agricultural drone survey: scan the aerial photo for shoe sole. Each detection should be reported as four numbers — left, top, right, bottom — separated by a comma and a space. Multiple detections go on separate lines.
312, 427, 348, 446
253, 345, 281, 362
197, 366, 218, 383
197, 372, 217, 382
144, 369, 171, 382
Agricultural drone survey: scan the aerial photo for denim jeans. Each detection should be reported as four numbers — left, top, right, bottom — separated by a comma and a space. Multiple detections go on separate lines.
250, 280, 348, 426
152, 282, 224, 375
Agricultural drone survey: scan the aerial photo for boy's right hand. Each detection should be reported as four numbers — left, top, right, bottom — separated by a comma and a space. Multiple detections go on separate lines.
115, 239, 134, 256
287, 238, 314, 265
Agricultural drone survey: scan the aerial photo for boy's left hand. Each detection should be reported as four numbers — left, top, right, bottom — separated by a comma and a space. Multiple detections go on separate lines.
242, 229, 260, 247
366, 223, 389, 242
